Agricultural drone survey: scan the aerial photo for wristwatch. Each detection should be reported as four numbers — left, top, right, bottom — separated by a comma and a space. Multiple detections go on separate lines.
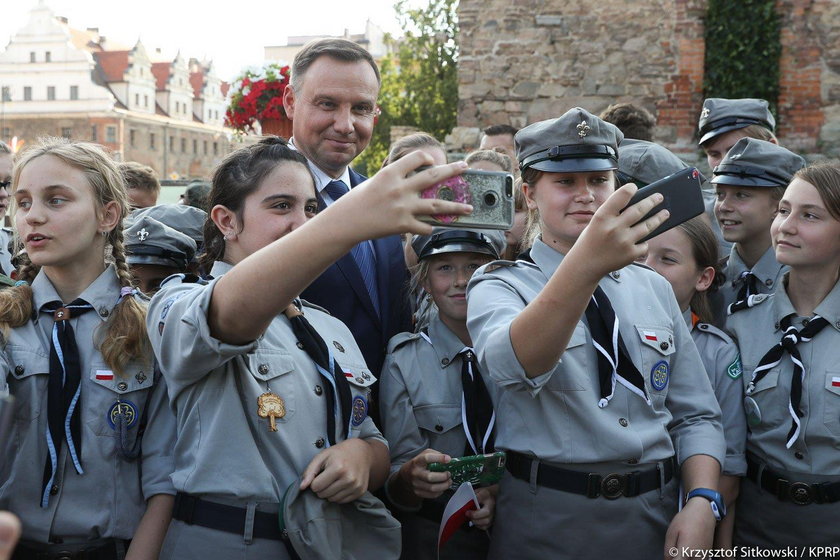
685, 488, 726, 521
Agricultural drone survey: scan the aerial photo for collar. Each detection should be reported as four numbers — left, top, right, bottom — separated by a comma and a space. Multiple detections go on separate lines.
682, 308, 693, 330
32, 265, 121, 323
210, 260, 234, 277
529, 237, 623, 284
288, 137, 351, 192
772, 274, 840, 333
428, 314, 471, 370
728, 245, 784, 289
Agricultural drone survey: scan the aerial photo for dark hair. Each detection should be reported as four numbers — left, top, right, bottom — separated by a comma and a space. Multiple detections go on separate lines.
290, 38, 380, 91
482, 124, 518, 138
382, 133, 444, 168
793, 161, 840, 221
120, 161, 160, 194
199, 137, 313, 270
599, 103, 656, 142
677, 216, 724, 324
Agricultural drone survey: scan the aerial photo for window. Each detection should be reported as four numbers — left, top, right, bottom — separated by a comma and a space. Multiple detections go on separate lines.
47, 86, 56, 100
1, 87, 10, 102
175, 101, 180, 113
60, 127, 71, 139
193, 139, 197, 154
106, 126, 117, 143
70, 86, 78, 100
91, 125, 97, 141
150, 133, 156, 150
203, 140, 207, 155
169, 136, 175, 151
213, 142, 218, 155
1, 128, 10, 139
144, 95, 148, 107
134, 93, 139, 106
29, 52, 35, 63
45, 51, 51, 62
129, 129, 136, 148
180, 138, 186, 152
23, 87, 32, 101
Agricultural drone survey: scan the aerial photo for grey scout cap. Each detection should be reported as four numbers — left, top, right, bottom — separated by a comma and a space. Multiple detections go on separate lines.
128, 203, 207, 250
617, 138, 705, 186
516, 107, 623, 173
711, 137, 805, 189
412, 227, 506, 261
281, 481, 401, 560
125, 216, 197, 269
698, 98, 775, 145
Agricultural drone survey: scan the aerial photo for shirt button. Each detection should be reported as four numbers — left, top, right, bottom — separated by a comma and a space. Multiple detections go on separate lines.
659, 342, 669, 351
441, 358, 450, 366
314, 438, 325, 448
14, 365, 24, 375
611, 271, 621, 279
835, 321, 840, 330
618, 418, 628, 427
117, 382, 128, 391
50, 484, 59, 495
314, 385, 323, 396
258, 364, 269, 375
765, 279, 773, 287
627, 458, 638, 464
332, 341, 345, 353
99, 307, 109, 318
435, 424, 444, 432
296, 341, 305, 350
794, 451, 804, 460
355, 377, 364, 383
699, 324, 708, 330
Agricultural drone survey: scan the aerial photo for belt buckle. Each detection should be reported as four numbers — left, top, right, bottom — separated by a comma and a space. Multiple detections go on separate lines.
55, 553, 74, 560
788, 481, 813, 505
601, 473, 625, 500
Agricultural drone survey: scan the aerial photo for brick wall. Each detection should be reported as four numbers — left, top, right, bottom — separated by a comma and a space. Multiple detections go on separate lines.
457, 0, 839, 160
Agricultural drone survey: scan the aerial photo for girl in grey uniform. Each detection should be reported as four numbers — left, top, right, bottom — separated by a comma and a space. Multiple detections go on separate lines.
0, 138, 176, 559
727, 162, 840, 548
0, 141, 14, 275
147, 138, 472, 559
643, 217, 746, 547
381, 228, 504, 559
466, 108, 726, 560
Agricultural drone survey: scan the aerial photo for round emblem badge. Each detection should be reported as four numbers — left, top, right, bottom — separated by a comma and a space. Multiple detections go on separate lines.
650, 361, 669, 391
351, 396, 368, 427
107, 400, 138, 430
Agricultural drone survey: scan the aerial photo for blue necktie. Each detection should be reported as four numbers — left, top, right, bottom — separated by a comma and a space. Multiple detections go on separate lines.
323, 180, 380, 316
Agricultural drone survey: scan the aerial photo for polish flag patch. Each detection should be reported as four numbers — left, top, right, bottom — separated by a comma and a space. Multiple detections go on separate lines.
832, 376, 840, 388
95, 370, 114, 381
643, 331, 658, 341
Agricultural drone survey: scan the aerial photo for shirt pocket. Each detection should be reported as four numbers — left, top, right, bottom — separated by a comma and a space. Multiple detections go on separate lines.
85, 361, 156, 437
822, 372, 840, 437
744, 366, 782, 429
634, 325, 676, 399
414, 404, 462, 438
6, 347, 50, 422
249, 349, 296, 424
547, 323, 588, 392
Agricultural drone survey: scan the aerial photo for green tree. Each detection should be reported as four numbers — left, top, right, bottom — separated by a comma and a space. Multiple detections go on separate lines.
355, 0, 459, 175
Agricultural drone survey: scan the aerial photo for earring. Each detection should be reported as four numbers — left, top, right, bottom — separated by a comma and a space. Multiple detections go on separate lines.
101, 231, 107, 237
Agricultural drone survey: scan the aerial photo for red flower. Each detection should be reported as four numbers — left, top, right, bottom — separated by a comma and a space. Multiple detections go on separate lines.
225, 63, 291, 133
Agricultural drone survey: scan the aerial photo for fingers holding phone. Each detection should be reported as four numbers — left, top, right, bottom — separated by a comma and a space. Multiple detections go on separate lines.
398, 449, 452, 500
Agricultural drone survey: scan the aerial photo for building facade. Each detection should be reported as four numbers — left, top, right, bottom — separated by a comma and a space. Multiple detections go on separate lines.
0, 3, 236, 180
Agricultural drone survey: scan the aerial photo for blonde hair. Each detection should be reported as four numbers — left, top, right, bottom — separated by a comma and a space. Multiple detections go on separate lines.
465, 148, 513, 173
382, 133, 445, 168
0, 138, 149, 375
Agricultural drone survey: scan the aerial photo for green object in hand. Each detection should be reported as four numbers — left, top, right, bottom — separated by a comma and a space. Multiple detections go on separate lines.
428, 451, 506, 488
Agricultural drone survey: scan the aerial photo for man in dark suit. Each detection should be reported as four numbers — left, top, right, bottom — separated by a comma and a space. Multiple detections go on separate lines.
283, 38, 411, 383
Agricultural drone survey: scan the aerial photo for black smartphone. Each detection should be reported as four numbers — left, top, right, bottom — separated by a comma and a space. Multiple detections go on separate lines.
622, 167, 704, 243
418, 169, 515, 230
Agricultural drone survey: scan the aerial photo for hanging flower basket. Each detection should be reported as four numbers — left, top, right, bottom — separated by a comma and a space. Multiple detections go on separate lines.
225, 62, 292, 136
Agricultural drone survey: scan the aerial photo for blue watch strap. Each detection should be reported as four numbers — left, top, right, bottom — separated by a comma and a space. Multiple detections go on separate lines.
686, 488, 726, 521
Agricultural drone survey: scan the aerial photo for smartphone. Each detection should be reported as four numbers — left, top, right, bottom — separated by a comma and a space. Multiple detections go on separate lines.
428, 451, 506, 488
419, 169, 514, 230
622, 167, 705, 243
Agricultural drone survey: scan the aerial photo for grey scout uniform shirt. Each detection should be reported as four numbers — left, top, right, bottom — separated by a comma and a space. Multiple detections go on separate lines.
685, 310, 747, 476
0, 228, 13, 276
148, 261, 386, 503
380, 314, 500, 485
0, 266, 176, 542
466, 238, 725, 468
727, 277, 840, 477
717, 245, 787, 329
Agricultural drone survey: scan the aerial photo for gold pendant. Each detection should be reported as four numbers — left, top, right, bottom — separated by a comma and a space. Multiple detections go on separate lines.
257, 392, 285, 432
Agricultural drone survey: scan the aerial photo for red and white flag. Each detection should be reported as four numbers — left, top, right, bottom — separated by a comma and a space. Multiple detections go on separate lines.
643, 330, 658, 342
437, 482, 479, 555
95, 370, 114, 381
831, 376, 840, 388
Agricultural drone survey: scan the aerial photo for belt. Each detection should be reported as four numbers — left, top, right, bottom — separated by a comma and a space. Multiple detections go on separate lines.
746, 455, 840, 505
172, 492, 285, 541
505, 451, 674, 499
13, 538, 130, 560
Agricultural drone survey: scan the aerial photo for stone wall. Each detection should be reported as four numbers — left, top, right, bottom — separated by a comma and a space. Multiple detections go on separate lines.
457, 0, 839, 161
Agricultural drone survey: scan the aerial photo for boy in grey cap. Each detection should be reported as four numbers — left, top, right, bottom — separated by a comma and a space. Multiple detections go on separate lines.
467, 107, 725, 559
711, 138, 806, 325
125, 216, 197, 295
698, 98, 777, 171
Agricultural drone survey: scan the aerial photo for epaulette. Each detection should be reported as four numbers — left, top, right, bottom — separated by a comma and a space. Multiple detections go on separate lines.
298, 298, 332, 316
159, 272, 211, 289
694, 321, 734, 343
482, 258, 519, 273
387, 331, 422, 353
630, 261, 656, 272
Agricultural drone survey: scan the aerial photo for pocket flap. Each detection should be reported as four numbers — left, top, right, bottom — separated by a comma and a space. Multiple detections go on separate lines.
414, 404, 461, 433
567, 323, 587, 349
635, 326, 676, 356
89, 362, 155, 393
8, 346, 49, 380
825, 373, 840, 397
746, 367, 780, 394
249, 350, 295, 381
341, 363, 376, 388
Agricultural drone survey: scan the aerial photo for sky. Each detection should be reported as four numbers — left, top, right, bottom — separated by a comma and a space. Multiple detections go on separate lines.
0, 0, 406, 81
